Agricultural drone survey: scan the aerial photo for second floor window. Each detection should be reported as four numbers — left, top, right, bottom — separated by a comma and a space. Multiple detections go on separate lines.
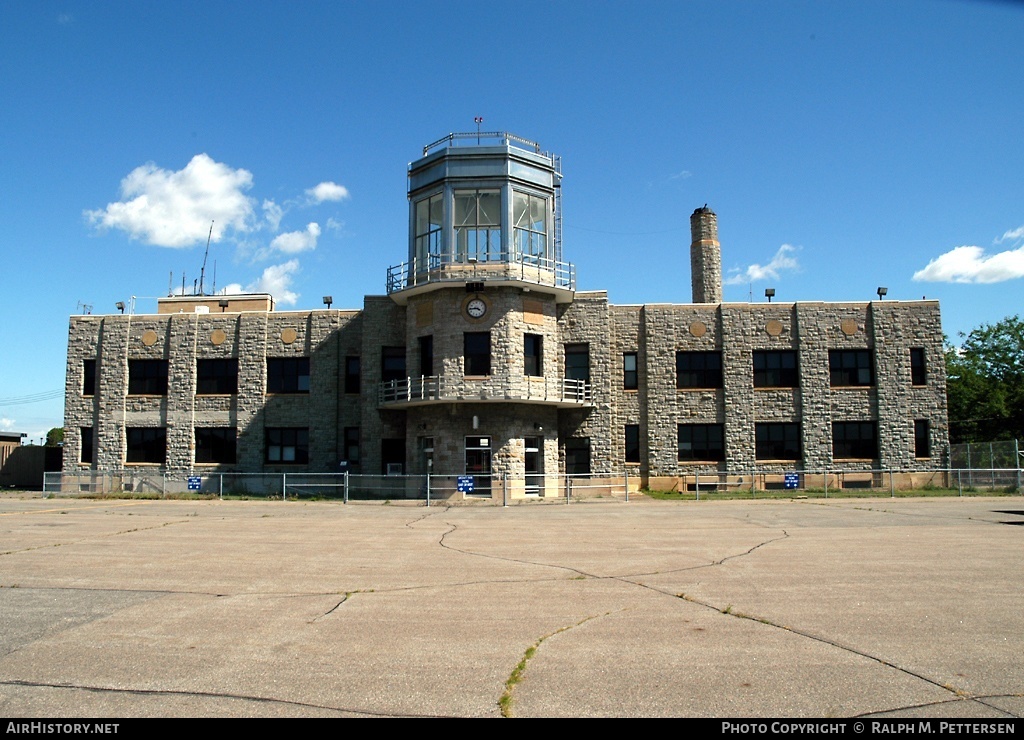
623, 352, 638, 390
676, 351, 722, 389
753, 351, 798, 388
525, 334, 543, 376
381, 347, 406, 384
197, 358, 238, 395
267, 357, 310, 393
829, 349, 874, 387
83, 359, 96, 396
465, 332, 491, 376
128, 360, 168, 395
565, 344, 590, 382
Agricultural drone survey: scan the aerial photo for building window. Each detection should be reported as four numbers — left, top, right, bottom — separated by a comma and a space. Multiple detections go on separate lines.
128, 359, 168, 395
832, 421, 878, 459
755, 423, 801, 461
83, 360, 96, 396
343, 427, 360, 468
454, 189, 501, 262
265, 428, 308, 464
678, 424, 725, 462
196, 358, 238, 395
267, 357, 310, 393
910, 348, 927, 386
513, 191, 548, 260
195, 428, 237, 464
80, 427, 93, 464
565, 344, 590, 382
414, 193, 443, 264
381, 347, 406, 384
345, 356, 361, 394
382, 438, 406, 475
753, 351, 798, 388
419, 336, 434, 377
625, 424, 640, 464
525, 334, 543, 376
623, 352, 638, 390
676, 351, 723, 389
464, 332, 491, 376
126, 427, 166, 464
914, 420, 930, 458
829, 349, 874, 387
565, 438, 591, 475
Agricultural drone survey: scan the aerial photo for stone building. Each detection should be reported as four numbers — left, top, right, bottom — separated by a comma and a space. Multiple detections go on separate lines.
62, 132, 948, 497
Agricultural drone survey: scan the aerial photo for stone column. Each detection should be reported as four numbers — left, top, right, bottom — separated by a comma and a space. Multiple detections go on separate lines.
690, 206, 722, 304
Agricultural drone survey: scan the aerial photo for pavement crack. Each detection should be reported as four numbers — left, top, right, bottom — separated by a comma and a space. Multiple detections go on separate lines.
0, 678, 451, 718
672, 591, 990, 706
0, 520, 192, 557
498, 612, 611, 718
311, 590, 375, 621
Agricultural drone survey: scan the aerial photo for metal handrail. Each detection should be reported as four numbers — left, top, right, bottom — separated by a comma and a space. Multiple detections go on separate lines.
386, 251, 575, 294
422, 131, 546, 156
378, 375, 592, 406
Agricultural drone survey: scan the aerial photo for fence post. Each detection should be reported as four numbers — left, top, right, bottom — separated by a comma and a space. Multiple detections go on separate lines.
624, 467, 629, 502
695, 473, 700, 502
751, 469, 755, 497
425, 470, 430, 508
282, 473, 287, 501
1017, 438, 1021, 494
503, 472, 508, 508
566, 475, 571, 505
824, 469, 828, 499
162, 472, 167, 498
967, 446, 972, 490
889, 469, 895, 498
219, 474, 223, 500
958, 468, 962, 497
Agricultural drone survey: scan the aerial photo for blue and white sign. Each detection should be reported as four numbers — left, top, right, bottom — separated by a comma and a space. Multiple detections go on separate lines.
457, 476, 475, 493
784, 473, 800, 490
187, 476, 202, 491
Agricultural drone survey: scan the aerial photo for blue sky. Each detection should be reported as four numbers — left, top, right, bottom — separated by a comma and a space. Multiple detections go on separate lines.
2, 0, 1022, 442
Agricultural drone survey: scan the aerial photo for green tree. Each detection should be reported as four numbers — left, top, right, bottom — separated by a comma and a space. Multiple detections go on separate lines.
946, 315, 1024, 443
45, 427, 64, 447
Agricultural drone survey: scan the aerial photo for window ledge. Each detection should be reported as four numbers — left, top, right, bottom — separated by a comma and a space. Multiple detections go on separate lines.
830, 386, 874, 391
677, 387, 723, 392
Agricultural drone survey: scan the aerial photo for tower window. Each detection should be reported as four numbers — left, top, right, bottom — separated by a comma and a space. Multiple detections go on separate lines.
454, 189, 501, 262
464, 332, 491, 376
414, 193, 443, 264
914, 420, 930, 458
524, 334, 543, 376
80, 427, 93, 464
513, 191, 548, 260
419, 336, 434, 377
83, 360, 96, 396
381, 347, 406, 384
910, 348, 927, 386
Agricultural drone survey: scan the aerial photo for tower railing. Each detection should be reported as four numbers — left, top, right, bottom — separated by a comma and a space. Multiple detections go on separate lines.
378, 375, 592, 407
386, 251, 575, 294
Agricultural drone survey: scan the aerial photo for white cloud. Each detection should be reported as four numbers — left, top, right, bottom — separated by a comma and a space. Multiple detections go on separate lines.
669, 169, 692, 180
0, 418, 15, 431
306, 181, 349, 203
57, 13, 73, 24
269, 222, 320, 254
912, 244, 1024, 283
262, 199, 284, 231
997, 225, 1024, 243
325, 217, 344, 232
221, 260, 300, 305
724, 244, 800, 285
85, 154, 255, 247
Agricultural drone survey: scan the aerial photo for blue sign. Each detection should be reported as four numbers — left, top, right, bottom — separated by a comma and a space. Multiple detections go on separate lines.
187, 476, 202, 491
457, 476, 475, 493
784, 473, 800, 490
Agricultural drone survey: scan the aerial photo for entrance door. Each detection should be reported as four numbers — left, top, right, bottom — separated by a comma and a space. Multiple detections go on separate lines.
525, 436, 543, 496
465, 436, 492, 497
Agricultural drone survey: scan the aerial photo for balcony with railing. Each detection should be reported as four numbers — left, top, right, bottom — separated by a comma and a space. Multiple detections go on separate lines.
378, 375, 592, 408
386, 251, 575, 303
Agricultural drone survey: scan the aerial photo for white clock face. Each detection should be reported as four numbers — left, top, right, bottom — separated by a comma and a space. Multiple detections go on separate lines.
467, 298, 486, 318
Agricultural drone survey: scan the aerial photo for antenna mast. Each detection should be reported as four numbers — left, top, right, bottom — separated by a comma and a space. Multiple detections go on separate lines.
199, 221, 213, 295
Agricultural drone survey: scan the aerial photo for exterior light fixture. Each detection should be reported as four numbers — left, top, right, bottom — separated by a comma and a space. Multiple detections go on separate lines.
323, 296, 333, 309
765, 288, 775, 303
218, 299, 229, 312
115, 302, 125, 314
877, 287, 888, 300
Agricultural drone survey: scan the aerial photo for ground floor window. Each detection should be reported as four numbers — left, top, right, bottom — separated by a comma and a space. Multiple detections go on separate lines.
525, 436, 543, 496
678, 424, 725, 462
832, 421, 878, 460
265, 428, 308, 464
565, 437, 591, 475
465, 436, 492, 496
80, 427, 93, 464
755, 423, 801, 461
382, 438, 405, 475
914, 420, 930, 458
195, 427, 237, 464
625, 425, 640, 463
126, 427, 166, 464
344, 427, 360, 469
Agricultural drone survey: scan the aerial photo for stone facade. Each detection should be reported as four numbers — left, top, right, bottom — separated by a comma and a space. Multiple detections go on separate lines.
62, 133, 949, 497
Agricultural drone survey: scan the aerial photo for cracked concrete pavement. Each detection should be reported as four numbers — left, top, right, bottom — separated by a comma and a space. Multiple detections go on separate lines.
0, 494, 1021, 717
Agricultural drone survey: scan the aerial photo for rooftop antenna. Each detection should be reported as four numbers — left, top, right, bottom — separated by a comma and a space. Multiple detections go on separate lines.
212, 260, 217, 295
76, 301, 92, 315
474, 116, 483, 144
168, 271, 173, 297
199, 221, 213, 295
